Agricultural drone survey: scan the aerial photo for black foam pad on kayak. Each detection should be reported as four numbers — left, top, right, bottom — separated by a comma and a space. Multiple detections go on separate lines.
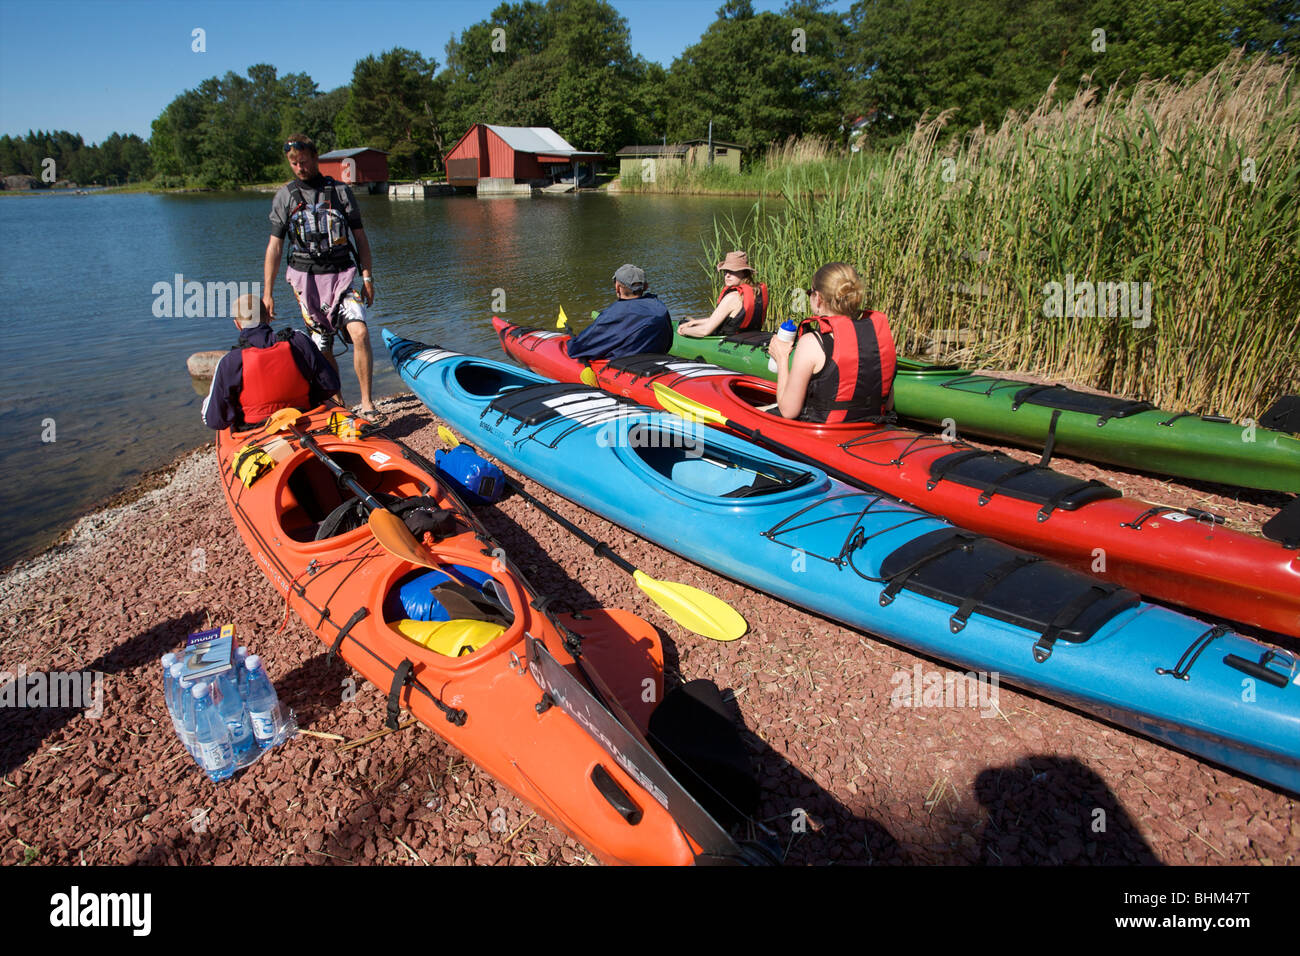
604, 354, 695, 378
878, 528, 1140, 644
1010, 384, 1153, 423
927, 449, 1121, 512
486, 382, 627, 425
648, 679, 758, 831
1260, 395, 1300, 434
721, 330, 773, 348
1262, 497, 1300, 550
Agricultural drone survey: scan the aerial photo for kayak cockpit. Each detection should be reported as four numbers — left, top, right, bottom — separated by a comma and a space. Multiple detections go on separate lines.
723, 378, 890, 434
277, 451, 427, 543
455, 361, 536, 397
382, 564, 516, 659
625, 425, 816, 499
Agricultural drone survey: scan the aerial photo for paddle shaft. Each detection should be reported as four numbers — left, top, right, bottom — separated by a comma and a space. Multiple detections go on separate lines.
502, 476, 637, 577
654, 383, 891, 498
288, 423, 389, 514
434, 424, 747, 642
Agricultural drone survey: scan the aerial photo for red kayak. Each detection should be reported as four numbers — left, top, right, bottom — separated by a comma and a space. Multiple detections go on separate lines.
495, 318, 1300, 638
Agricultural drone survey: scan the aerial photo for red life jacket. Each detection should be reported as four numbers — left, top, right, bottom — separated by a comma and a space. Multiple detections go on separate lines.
239, 336, 311, 425
715, 282, 769, 335
797, 311, 897, 424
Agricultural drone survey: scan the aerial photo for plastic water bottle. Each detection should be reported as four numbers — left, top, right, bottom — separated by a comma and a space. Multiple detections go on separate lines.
234, 646, 249, 691
161, 653, 182, 738
230, 645, 250, 706
192, 682, 235, 782
767, 319, 798, 373
214, 670, 257, 767
244, 655, 282, 749
172, 663, 197, 757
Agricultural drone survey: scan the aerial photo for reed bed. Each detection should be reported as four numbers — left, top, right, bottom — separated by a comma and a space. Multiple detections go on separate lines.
711, 53, 1300, 420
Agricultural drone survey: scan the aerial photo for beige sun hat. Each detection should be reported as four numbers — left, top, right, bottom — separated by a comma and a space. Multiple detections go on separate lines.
716, 251, 754, 274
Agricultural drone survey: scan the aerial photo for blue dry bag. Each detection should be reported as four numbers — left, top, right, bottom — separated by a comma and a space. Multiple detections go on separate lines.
434, 445, 506, 505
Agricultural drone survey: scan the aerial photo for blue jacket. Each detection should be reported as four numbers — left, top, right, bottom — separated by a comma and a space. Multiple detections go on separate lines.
567, 294, 672, 360
202, 325, 340, 430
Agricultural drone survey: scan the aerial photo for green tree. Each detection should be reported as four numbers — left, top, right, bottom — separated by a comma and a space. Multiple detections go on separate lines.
346, 48, 446, 177
442, 1, 550, 136
438, 0, 644, 155
664, 0, 850, 150
845, 0, 1295, 148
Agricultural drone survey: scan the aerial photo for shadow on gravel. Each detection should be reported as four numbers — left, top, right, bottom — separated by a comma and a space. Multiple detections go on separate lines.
971, 757, 1161, 865
0, 610, 206, 778
727, 693, 906, 866
369, 397, 436, 445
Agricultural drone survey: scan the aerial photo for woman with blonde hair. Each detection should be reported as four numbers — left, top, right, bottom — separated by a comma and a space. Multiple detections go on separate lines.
767, 262, 897, 422
677, 250, 769, 337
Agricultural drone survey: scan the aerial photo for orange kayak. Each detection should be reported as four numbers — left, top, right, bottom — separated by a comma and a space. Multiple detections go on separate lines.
215, 405, 747, 865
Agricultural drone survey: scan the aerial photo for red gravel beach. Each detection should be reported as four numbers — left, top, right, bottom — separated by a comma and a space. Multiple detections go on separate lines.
1, 391, 1296, 867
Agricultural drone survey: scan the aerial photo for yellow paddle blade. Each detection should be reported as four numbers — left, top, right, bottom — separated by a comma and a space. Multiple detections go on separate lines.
631, 569, 747, 642
557, 305, 569, 329
368, 508, 437, 568
579, 367, 598, 387
437, 425, 461, 448
262, 407, 305, 434
651, 383, 728, 427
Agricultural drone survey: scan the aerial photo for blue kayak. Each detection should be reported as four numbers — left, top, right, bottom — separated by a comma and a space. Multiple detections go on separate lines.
385, 330, 1300, 795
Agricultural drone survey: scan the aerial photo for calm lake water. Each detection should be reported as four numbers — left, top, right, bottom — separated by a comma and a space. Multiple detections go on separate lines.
0, 189, 770, 568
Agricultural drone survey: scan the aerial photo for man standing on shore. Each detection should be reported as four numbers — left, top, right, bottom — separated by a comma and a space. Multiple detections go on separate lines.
262, 134, 380, 418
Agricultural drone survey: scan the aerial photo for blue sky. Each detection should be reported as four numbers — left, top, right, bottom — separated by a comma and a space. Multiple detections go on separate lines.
0, 0, 849, 143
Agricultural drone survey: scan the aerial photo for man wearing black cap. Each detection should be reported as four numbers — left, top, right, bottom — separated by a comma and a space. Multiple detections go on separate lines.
567, 264, 672, 360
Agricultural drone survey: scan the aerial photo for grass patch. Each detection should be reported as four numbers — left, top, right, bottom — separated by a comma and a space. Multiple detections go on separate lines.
620, 136, 852, 197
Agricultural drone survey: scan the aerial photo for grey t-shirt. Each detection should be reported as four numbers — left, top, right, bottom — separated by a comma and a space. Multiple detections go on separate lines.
268, 175, 363, 238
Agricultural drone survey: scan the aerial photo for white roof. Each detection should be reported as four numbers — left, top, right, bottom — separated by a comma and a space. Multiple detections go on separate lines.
486, 125, 581, 155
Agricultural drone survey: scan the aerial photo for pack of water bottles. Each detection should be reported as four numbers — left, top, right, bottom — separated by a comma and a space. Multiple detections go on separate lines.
160, 624, 298, 783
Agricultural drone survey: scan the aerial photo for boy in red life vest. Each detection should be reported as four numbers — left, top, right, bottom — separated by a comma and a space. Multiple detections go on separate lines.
767, 262, 897, 423
202, 295, 342, 431
677, 250, 769, 337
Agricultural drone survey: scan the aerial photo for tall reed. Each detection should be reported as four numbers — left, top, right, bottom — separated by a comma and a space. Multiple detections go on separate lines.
712, 53, 1300, 420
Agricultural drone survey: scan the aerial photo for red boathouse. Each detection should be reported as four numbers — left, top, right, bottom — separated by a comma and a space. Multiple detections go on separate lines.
318, 148, 389, 193
444, 125, 602, 191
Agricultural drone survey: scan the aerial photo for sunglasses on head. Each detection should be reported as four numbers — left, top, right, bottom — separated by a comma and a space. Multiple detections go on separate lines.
284, 142, 312, 154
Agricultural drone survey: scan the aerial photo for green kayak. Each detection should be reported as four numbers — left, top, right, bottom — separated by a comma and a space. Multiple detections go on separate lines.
669, 327, 1300, 493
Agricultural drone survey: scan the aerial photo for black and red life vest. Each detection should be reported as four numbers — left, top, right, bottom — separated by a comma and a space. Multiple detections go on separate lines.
796, 311, 897, 424
715, 282, 769, 335
238, 330, 311, 425
285, 176, 358, 274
